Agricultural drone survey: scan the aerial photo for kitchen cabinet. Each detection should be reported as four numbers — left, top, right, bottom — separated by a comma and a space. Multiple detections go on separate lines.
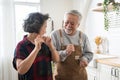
86, 66, 98, 80
111, 67, 120, 80
86, 54, 116, 80
98, 63, 120, 80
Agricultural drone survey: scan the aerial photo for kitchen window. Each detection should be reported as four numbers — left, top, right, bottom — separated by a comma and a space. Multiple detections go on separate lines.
14, 0, 40, 43
107, 10, 120, 55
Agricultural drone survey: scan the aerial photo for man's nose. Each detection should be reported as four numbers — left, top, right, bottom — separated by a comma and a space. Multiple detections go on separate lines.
67, 23, 72, 27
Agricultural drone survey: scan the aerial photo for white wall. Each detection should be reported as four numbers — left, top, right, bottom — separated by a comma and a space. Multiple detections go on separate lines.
73, 0, 83, 11
40, 0, 73, 30
85, 0, 106, 53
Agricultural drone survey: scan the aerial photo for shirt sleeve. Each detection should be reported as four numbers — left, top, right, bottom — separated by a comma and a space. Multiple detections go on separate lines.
51, 31, 68, 62
81, 34, 93, 63
12, 43, 27, 70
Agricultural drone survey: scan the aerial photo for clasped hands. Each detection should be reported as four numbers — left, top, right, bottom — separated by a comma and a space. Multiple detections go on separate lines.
34, 35, 52, 50
66, 44, 88, 68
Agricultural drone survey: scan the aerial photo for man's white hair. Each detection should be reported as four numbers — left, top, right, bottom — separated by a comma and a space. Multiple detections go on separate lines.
64, 10, 82, 22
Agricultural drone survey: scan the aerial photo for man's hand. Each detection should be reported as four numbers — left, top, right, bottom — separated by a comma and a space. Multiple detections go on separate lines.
66, 44, 75, 56
79, 59, 88, 68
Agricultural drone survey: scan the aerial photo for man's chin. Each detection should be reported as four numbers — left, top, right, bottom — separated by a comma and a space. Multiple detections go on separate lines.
65, 30, 72, 35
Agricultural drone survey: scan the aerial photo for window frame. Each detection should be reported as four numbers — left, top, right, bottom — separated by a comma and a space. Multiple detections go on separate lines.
13, 0, 41, 43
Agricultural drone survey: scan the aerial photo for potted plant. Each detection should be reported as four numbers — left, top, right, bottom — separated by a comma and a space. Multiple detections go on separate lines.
103, 0, 120, 31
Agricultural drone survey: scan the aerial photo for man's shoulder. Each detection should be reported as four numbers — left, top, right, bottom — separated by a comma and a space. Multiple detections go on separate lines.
78, 30, 86, 36
51, 29, 62, 35
77, 30, 88, 40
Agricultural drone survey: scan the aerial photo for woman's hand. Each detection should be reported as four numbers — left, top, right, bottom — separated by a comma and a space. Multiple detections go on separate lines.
34, 35, 44, 50
43, 36, 53, 48
43, 36, 60, 62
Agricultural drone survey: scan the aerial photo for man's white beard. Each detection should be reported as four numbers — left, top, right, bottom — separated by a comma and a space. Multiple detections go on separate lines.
65, 29, 72, 34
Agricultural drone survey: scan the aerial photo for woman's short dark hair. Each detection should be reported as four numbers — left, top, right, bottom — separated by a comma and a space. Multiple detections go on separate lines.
23, 12, 49, 33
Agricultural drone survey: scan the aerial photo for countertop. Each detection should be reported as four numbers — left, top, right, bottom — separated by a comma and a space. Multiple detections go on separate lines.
96, 57, 120, 67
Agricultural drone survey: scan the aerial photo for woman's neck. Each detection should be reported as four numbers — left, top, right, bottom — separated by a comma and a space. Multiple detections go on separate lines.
27, 33, 37, 44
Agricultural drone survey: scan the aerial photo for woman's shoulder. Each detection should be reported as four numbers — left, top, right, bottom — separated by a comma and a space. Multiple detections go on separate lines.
16, 36, 29, 48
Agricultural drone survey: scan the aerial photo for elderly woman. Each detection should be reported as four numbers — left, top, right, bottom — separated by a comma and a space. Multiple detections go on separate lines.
13, 12, 59, 80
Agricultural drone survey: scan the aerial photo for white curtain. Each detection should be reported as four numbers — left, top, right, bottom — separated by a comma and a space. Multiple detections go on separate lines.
78, 0, 93, 31
0, 0, 18, 80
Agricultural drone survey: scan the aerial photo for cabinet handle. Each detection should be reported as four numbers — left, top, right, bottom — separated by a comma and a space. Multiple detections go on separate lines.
115, 69, 119, 77
94, 76, 96, 80
111, 68, 115, 76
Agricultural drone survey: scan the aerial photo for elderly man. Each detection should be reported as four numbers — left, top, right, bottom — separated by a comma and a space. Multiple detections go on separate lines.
51, 10, 93, 80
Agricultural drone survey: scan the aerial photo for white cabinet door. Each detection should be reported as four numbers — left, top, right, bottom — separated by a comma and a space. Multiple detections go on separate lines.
98, 63, 120, 80
86, 67, 97, 80
98, 63, 112, 80
113, 67, 120, 80
118, 68, 120, 80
